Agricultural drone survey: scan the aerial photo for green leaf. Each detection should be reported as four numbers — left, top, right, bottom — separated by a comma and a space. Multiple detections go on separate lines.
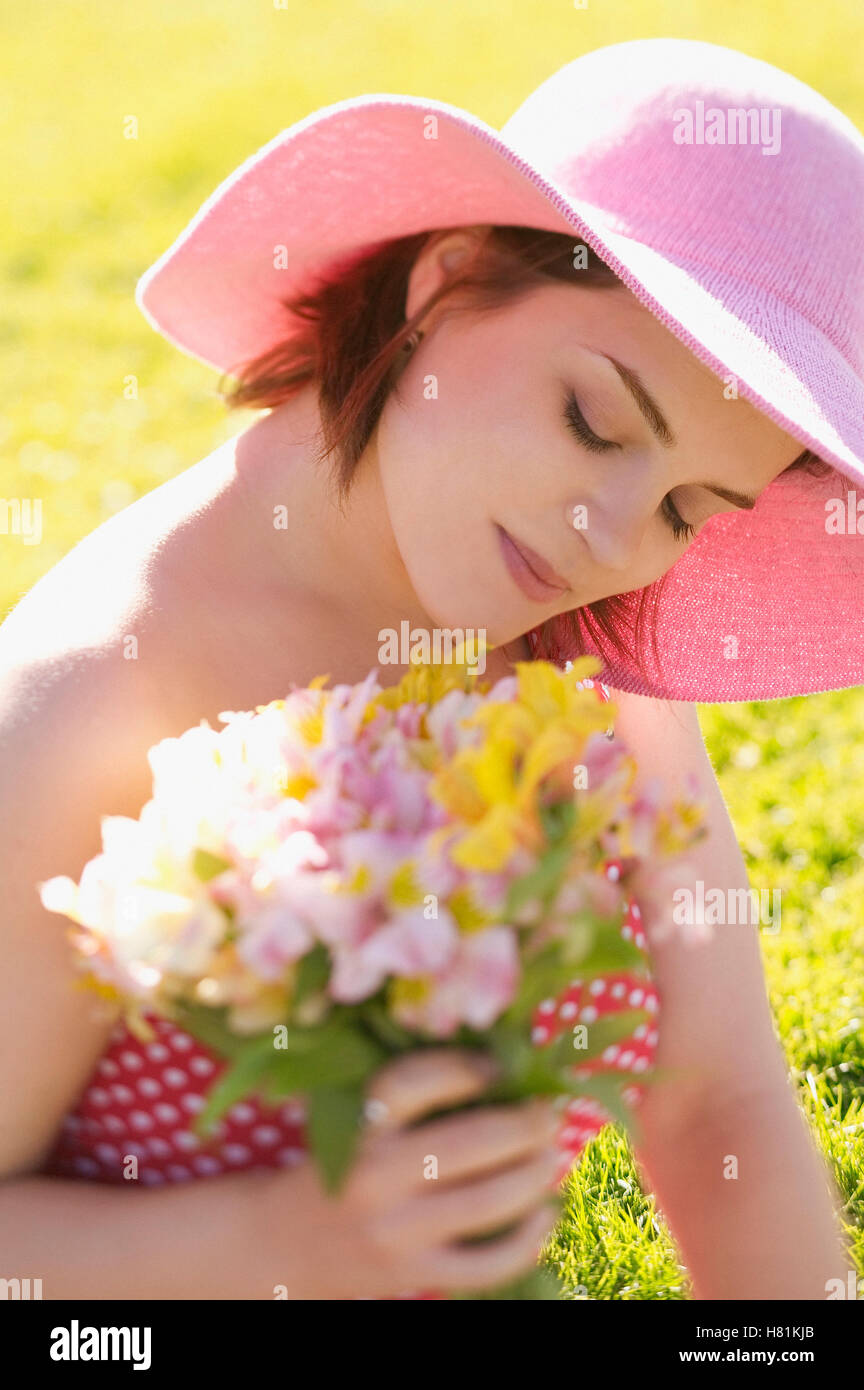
305, 1084, 366, 1194
177, 1004, 251, 1062
566, 1072, 635, 1130
192, 1034, 278, 1137
359, 1000, 417, 1053
497, 943, 586, 1027
503, 841, 574, 918
192, 847, 232, 882
538, 799, 576, 844
558, 1008, 650, 1065
572, 928, 647, 976
268, 1020, 385, 1092
293, 944, 331, 1005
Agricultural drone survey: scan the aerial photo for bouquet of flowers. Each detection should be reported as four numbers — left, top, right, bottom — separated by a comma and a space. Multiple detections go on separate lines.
40, 651, 706, 1213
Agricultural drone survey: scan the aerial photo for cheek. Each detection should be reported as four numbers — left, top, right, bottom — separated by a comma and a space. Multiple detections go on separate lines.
375, 407, 514, 629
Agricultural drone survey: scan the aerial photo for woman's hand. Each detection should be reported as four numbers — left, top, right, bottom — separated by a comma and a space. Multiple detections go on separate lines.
255, 1049, 563, 1300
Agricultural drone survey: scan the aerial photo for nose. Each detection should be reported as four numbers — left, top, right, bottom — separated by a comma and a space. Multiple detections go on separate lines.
569, 484, 654, 572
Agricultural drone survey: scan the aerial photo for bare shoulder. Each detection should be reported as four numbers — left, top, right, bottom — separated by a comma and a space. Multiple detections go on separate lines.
604, 688, 711, 792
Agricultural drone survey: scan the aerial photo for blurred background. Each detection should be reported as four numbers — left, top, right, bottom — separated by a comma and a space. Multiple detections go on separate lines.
2, 0, 862, 1296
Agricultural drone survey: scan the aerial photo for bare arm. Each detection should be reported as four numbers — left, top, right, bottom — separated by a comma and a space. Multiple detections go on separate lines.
609, 689, 849, 1300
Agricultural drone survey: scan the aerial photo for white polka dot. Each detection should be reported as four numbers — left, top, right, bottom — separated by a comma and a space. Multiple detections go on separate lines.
189, 1056, 215, 1076
129, 1111, 154, 1132
622, 925, 633, 940
602, 1045, 620, 1062
559, 1001, 577, 1020
172, 1131, 200, 1152
192, 1155, 222, 1176
138, 1077, 162, 1098
228, 1102, 256, 1125
222, 1144, 251, 1165
86, 1087, 110, 1107
589, 979, 606, 996
102, 1115, 125, 1135
531, 1026, 549, 1043
606, 864, 620, 881
581, 1006, 598, 1024
154, 1103, 181, 1124
120, 1050, 144, 1070
538, 998, 556, 1014
634, 1024, 648, 1039
252, 1125, 280, 1148
166, 1165, 192, 1182
170, 1033, 194, 1051
619, 1051, 635, 1068
181, 1094, 205, 1115
94, 1143, 120, 1162
633, 1057, 649, 1072
111, 1084, 135, 1104
162, 1067, 188, 1089
279, 1102, 305, 1125
646, 996, 658, 1013
611, 983, 626, 999
147, 1137, 172, 1158
146, 1043, 170, 1063
97, 1059, 120, 1078
73, 1156, 100, 1176
140, 1169, 165, 1185
647, 1030, 659, 1045
277, 1147, 305, 1167
629, 989, 645, 1006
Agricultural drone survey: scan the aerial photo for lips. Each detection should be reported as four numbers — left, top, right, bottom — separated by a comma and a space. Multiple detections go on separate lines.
496, 525, 570, 605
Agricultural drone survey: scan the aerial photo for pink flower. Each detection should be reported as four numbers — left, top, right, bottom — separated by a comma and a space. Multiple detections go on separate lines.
391, 926, 520, 1036
330, 906, 459, 1004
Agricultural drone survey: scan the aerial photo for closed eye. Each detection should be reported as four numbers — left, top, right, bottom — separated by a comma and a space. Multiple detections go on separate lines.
562, 388, 617, 454
562, 387, 696, 543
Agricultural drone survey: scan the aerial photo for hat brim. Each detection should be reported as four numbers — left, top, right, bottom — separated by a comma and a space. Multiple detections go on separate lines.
135, 94, 864, 702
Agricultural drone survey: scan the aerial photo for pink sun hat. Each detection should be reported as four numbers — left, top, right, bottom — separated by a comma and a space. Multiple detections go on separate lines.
135, 38, 864, 704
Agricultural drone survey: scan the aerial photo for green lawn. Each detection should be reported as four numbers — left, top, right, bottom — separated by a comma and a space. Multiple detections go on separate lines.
3, 0, 863, 1299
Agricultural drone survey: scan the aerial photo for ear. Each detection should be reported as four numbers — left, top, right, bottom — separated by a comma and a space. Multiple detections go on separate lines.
404, 226, 491, 325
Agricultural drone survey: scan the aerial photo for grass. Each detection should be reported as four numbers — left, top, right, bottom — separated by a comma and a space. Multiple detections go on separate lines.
547, 689, 864, 1297
3, 0, 863, 1299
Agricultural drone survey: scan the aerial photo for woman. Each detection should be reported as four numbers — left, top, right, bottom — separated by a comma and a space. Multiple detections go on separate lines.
0, 38, 860, 1299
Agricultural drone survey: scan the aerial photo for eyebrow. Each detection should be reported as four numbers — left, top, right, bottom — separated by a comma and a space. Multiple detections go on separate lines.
602, 355, 760, 511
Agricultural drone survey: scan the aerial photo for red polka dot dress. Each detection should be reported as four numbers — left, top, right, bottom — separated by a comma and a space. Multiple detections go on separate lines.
41, 679, 658, 1221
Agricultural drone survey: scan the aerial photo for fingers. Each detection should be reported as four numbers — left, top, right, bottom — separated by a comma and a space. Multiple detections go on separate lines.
365, 1048, 499, 1130
426, 1204, 559, 1292
383, 1147, 562, 1245
372, 1097, 559, 1192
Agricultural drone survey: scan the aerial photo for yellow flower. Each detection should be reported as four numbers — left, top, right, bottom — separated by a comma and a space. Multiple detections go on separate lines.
387, 861, 424, 908
448, 801, 525, 872
448, 886, 493, 933
388, 976, 430, 1010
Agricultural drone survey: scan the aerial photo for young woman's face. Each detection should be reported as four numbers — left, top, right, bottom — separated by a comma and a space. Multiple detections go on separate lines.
372, 231, 803, 645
